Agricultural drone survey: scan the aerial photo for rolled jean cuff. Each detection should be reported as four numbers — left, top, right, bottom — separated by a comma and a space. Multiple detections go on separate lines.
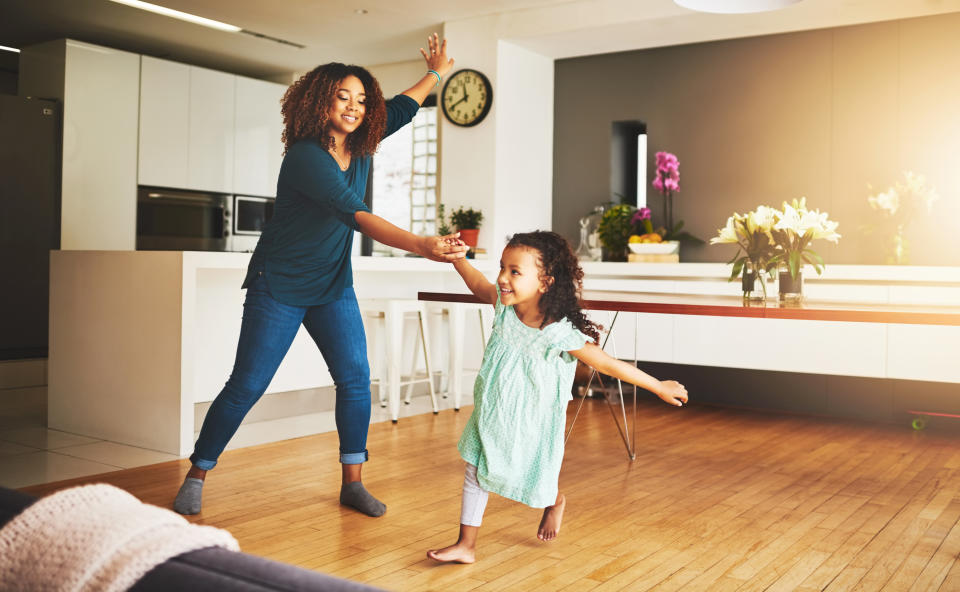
190, 455, 217, 471
340, 450, 369, 464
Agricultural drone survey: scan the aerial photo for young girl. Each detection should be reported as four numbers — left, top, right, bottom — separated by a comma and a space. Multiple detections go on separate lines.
427, 231, 688, 564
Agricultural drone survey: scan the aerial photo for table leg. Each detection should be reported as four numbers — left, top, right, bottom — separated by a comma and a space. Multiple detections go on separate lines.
564, 310, 637, 460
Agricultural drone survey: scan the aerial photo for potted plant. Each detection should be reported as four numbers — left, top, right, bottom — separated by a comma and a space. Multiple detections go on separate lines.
710, 206, 779, 301
449, 206, 483, 247
597, 203, 636, 261
769, 197, 841, 303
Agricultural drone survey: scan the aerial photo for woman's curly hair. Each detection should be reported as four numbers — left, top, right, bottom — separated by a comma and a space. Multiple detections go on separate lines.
280, 62, 386, 156
507, 231, 601, 344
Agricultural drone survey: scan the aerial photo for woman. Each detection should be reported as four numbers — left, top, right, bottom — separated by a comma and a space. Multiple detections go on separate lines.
174, 34, 464, 517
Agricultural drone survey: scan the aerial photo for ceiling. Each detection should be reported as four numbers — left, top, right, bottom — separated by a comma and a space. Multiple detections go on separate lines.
3, 0, 960, 81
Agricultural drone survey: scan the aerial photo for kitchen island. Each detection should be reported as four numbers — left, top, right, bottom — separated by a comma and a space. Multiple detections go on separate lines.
48, 252, 960, 455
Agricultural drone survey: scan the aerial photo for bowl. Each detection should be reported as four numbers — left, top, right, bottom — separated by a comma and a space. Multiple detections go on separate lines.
628, 241, 680, 255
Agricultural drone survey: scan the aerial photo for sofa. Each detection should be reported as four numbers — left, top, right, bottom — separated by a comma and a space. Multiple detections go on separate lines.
0, 487, 383, 592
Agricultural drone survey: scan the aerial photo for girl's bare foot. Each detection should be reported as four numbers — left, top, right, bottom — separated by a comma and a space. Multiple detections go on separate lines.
427, 543, 476, 564
537, 493, 566, 541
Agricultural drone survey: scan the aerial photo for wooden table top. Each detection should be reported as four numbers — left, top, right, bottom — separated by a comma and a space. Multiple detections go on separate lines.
418, 290, 960, 326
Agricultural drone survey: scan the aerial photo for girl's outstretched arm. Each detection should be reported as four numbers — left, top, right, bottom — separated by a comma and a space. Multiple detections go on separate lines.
569, 343, 688, 407
453, 259, 497, 305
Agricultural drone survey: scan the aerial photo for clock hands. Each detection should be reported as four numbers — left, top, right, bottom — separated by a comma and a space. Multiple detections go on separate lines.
449, 85, 469, 109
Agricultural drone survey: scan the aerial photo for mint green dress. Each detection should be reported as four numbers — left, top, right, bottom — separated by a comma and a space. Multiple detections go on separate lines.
457, 289, 591, 508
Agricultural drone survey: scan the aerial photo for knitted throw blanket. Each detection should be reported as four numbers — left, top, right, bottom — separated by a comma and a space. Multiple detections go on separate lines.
0, 483, 239, 592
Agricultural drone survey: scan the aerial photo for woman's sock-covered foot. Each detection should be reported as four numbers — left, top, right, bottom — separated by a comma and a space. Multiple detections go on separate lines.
173, 477, 204, 515
427, 543, 476, 564
340, 481, 386, 517
537, 494, 566, 541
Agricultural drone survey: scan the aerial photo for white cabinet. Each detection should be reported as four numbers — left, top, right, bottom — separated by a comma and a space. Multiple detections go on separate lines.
188, 66, 235, 193
234, 77, 286, 197
137, 57, 283, 196
137, 59, 236, 193
19, 39, 140, 251
138, 56, 189, 188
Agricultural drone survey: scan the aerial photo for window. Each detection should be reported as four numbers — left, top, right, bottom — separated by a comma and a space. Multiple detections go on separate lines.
370, 107, 438, 253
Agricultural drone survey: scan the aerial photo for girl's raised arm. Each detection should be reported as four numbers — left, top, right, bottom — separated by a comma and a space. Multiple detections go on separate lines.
453, 259, 498, 305
569, 343, 688, 407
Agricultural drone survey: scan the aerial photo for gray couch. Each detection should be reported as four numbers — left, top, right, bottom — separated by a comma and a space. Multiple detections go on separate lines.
0, 487, 383, 592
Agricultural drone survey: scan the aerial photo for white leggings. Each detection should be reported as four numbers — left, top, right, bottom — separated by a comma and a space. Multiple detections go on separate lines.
460, 463, 489, 527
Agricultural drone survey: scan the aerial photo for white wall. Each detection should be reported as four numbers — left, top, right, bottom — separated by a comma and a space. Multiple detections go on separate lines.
367, 59, 429, 97
493, 41, 554, 248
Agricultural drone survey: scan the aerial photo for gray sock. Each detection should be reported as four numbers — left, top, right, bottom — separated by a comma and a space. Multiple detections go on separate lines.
173, 477, 204, 515
340, 481, 386, 517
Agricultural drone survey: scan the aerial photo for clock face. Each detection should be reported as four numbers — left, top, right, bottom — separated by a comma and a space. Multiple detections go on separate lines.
440, 69, 493, 127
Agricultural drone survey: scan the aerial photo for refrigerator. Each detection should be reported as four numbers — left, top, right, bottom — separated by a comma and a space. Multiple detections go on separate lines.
0, 94, 61, 359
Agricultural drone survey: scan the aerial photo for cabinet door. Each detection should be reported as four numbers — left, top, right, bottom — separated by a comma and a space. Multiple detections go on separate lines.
233, 77, 286, 197
138, 56, 189, 189
188, 66, 235, 193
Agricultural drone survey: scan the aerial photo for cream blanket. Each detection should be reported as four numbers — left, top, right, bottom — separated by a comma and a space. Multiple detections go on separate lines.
0, 483, 239, 592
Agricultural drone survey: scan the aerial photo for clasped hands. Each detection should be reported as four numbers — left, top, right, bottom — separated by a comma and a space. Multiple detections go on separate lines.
420, 233, 469, 263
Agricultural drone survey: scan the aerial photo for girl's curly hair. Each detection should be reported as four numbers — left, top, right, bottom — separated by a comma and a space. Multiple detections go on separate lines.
507, 231, 601, 344
280, 62, 387, 156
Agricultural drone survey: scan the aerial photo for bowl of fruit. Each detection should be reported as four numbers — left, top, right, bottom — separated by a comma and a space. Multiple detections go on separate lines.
628, 233, 680, 255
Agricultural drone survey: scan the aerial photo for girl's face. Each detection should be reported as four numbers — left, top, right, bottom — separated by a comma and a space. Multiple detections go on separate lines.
326, 75, 366, 137
497, 246, 551, 307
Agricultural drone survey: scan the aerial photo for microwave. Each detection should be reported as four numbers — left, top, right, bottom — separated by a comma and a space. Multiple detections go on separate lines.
226, 195, 274, 252
136, 187, 229, 251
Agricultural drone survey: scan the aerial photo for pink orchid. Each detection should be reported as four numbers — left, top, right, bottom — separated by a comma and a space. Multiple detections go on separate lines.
632, 207, 652, 223
652, 151, 680, 195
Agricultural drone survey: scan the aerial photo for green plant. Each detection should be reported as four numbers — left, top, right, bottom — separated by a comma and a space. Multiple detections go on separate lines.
436, 203, 451, 235
597, 204, 636, 261
449, 206, 483, 230
710, 206, 780, 298
769, 197, 840, 279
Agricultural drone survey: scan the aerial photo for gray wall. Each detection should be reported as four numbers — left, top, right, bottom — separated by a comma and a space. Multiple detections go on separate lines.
553, 13, 960, 265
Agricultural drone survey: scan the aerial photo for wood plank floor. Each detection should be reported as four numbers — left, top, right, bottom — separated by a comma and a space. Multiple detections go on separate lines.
21, 398, 960, 591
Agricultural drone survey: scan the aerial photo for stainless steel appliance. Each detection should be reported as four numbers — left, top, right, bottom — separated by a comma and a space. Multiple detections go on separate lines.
226, 195, 274, 252
136, 187, 229, 251
0, 95, 61, 359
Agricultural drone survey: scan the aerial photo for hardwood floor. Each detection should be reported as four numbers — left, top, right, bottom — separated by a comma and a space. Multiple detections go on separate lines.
21, 398, 960, 591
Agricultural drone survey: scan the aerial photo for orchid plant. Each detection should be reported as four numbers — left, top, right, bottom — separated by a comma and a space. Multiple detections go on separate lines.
651, 151, 702, 243
710, 206, 780, 297
769, 197, 841, 279
631, 207, 654, 235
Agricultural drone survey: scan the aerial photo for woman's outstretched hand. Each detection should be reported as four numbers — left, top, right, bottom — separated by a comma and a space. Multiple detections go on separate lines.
420, 233, 468, 262
657, 380, 689, 407
420, 33, 454, 80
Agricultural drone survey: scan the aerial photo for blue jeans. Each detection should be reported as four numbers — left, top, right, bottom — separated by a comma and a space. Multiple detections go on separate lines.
190, 274, 371, 470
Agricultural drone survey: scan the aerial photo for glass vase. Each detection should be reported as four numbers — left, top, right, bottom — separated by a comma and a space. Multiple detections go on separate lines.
778, 260, 803, 305
741, 261, 767, 303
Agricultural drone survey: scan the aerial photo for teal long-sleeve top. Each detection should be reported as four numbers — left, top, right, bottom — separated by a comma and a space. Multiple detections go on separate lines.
243, 94, 419, 306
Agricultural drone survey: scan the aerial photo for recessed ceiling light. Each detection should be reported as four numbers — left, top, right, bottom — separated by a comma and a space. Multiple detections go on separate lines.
0, 45, 20, 53
674, 0, 803, 14
106, 0, 241, 32
355, 9, 369, 15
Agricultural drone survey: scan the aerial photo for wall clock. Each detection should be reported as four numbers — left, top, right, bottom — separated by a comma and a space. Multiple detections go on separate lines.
440, 68, 493, 127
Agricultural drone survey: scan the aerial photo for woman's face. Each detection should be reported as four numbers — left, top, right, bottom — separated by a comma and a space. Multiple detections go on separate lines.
327, 74, 366, 137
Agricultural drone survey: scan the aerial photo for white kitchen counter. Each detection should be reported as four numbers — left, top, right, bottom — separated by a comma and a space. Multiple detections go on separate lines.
48, 251, 960, 456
